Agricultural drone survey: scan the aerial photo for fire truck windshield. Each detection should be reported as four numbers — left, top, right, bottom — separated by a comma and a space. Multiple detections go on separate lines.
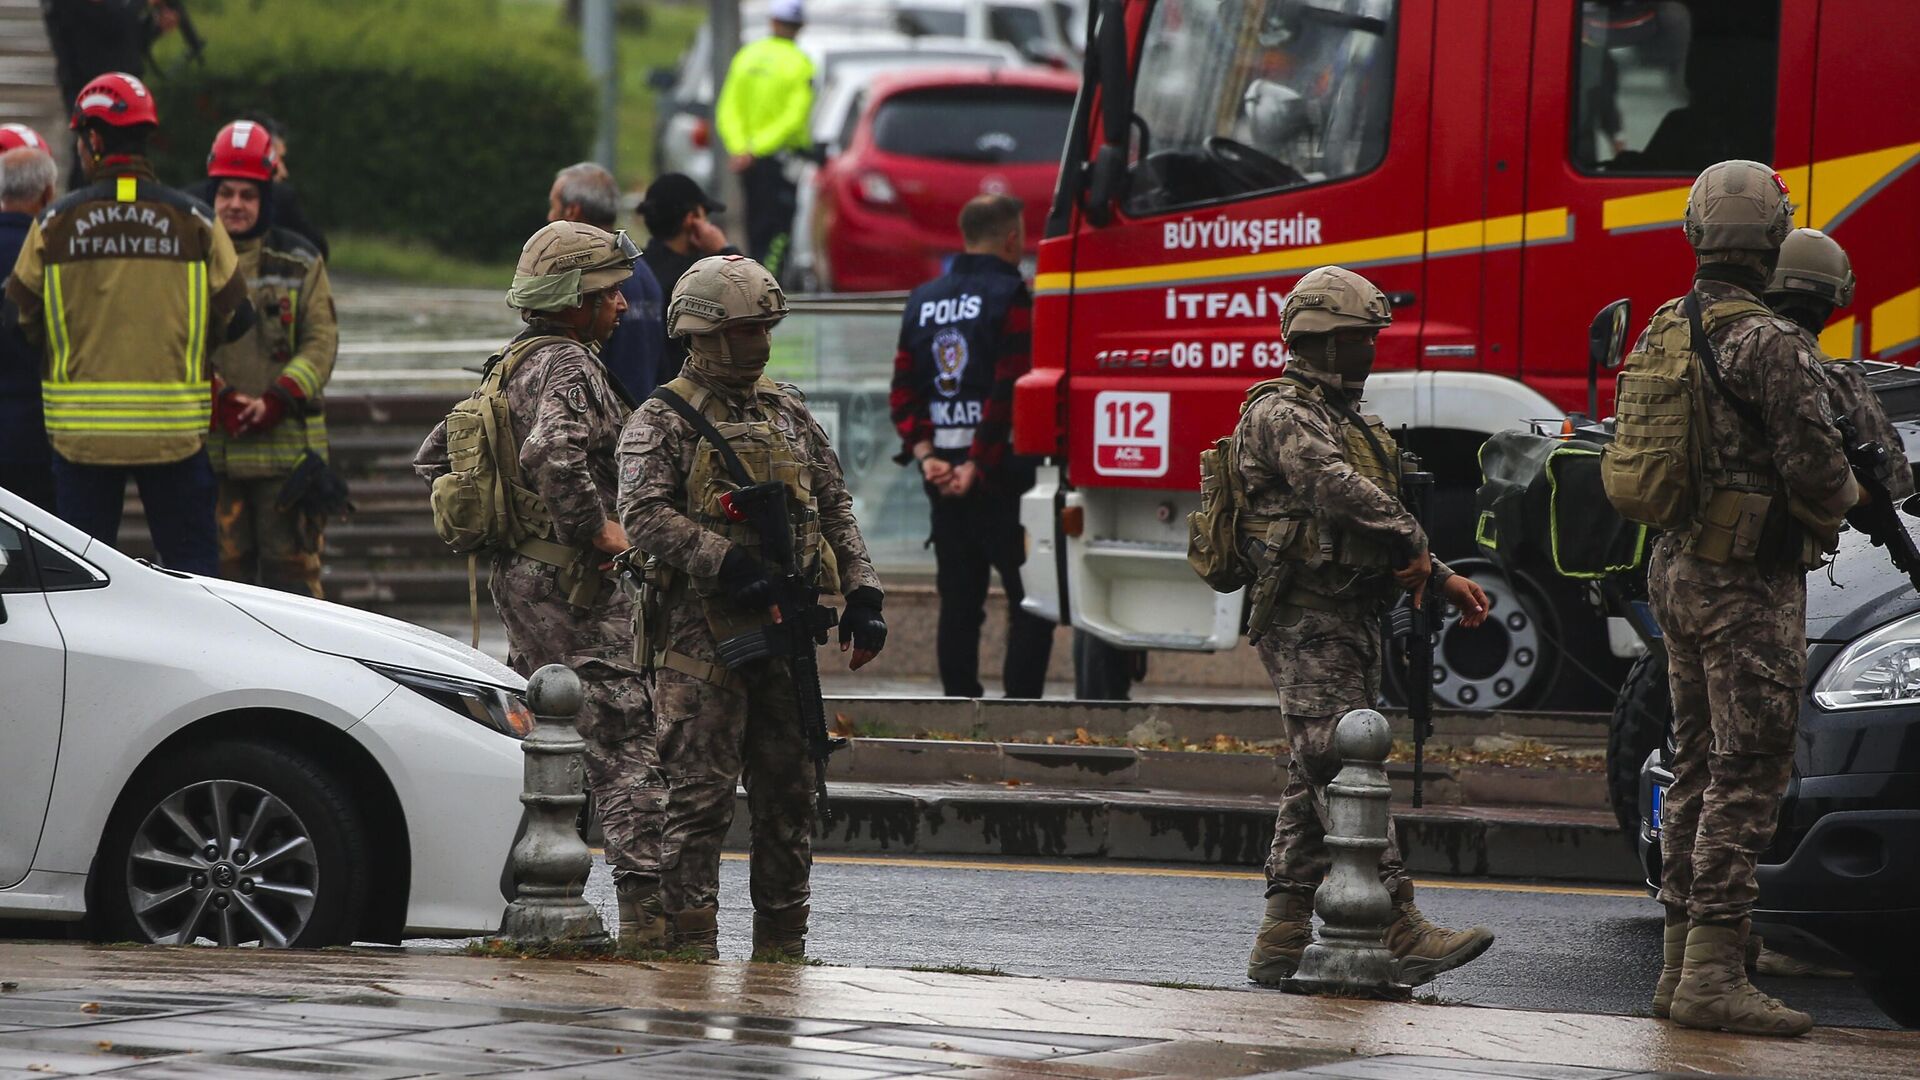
1124, 0, 1395, 215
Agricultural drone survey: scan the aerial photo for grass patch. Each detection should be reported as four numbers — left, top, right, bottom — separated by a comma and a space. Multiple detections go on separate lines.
464, 937, 713, 965
328, 233, 516, 289
908, 963, 1013, 977
1148, 979, 1222, 990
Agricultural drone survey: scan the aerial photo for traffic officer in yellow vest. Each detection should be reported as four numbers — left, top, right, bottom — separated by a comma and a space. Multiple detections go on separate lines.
715, 0, 813, 277
204, 118, 339, 597
1234, 265, 1494, 988
615, 255, 886, 960
7, 72, 251, 574
414, 222, 669, 947
1640, 164, 1858, 1038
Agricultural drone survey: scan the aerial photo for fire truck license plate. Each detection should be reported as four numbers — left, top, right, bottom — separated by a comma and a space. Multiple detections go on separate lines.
1093, 391, 1169, 477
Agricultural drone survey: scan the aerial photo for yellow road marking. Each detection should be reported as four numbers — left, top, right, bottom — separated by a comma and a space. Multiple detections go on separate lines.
702, 851, 1644, 898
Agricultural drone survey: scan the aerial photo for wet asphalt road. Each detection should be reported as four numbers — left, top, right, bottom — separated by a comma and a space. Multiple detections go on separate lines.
569, 854, 1896, 1031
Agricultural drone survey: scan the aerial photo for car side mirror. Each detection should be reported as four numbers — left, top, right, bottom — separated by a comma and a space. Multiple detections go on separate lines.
1586, 298, 1631, 418
648, 66, 677, 93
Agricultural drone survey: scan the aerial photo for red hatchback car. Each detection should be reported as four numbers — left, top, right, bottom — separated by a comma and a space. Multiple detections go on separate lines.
812, 66, 1079, 293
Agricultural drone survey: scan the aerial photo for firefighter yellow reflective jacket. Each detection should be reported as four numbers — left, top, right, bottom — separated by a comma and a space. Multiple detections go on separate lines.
7, 160, 247, 466
207, 228, 337, 478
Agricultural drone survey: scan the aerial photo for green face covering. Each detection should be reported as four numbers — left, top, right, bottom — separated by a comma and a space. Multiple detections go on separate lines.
506, 268, 584, 313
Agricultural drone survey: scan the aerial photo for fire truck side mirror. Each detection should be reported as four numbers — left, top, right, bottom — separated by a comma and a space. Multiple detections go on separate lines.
1082, 0, 1132, 227
1590, 298, 1631, 372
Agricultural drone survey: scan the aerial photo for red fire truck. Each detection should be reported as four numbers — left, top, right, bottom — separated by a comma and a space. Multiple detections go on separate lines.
1013, 0, 1920, 703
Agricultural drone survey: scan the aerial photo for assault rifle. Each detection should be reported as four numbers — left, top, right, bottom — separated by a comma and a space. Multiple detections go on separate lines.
712, 480, 847, 817
1835, 415, 1920, 593
1390, 459, 1438, 809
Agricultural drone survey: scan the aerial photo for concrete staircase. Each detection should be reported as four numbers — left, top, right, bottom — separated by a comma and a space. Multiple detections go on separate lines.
0, 0, 69, 168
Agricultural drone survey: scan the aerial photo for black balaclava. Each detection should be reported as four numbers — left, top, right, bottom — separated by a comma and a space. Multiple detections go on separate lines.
1768, 296, 1834, 338
1291, 332, 1375, 394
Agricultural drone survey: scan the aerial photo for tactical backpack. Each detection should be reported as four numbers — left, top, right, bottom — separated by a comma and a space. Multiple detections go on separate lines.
428, 334, 571, 553
1601, 293, 1772, 530
1187, 380, 1290, 592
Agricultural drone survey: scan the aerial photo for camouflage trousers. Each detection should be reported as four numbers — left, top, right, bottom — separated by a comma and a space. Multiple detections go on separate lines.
492, 552, 660, 883
653, 603, 814, 917
217, 475, 322, 598
577, 669, 664, 884
1648, 537, 1803, 923
1255, 604, 1409, 898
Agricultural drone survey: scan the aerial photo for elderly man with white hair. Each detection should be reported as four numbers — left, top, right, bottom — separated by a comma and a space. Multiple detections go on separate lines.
548, 161, 669, 402
0, 136, 58, 509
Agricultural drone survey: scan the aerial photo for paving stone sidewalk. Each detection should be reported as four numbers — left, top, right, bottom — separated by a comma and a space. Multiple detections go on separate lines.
0, 943, 1910, 1078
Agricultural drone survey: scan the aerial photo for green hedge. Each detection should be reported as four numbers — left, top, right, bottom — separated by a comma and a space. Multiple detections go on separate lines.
148, 1, 595, 261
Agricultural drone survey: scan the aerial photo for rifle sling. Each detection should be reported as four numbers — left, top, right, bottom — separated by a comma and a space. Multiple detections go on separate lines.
1684, 291, 1769, 435
651, 386, 755, 487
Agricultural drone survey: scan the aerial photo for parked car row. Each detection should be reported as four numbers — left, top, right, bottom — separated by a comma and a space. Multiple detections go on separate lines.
652, 0, 1081, 293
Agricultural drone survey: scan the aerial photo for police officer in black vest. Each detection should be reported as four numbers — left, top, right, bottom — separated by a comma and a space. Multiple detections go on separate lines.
889, 195, 1056, 698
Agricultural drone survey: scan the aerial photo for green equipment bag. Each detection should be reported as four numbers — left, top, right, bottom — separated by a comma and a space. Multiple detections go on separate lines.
1600, 293, 1772, 529
428, 334, 567, 553
1478, 430, 1647, 578
1188, 436, 1256, 592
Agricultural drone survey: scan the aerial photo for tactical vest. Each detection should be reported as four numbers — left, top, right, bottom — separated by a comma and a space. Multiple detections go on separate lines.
898, 255, 1026, 461
660, 376, 834, 644
1250, 375, 1405, 574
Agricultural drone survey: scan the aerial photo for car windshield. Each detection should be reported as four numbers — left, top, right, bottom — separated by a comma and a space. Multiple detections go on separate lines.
897, 6, 967, 36
872, 87, 1073, 163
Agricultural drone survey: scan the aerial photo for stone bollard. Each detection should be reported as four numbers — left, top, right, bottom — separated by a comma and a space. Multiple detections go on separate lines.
1283, 708, 1410, 1000
498, 664, 608, 946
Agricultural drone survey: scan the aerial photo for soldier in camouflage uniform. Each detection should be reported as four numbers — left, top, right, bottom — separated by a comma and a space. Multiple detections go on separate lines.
1643, 162, 1859, 1038
1235, 265, 1494, 988
414, 222, 667, 946
1766, 227, 1913, 503
616, 255, 887, 961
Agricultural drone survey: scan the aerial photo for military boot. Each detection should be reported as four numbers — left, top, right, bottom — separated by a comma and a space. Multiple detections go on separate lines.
616, 877, 667, 949
667, 907, 720, 960
1670, 922, 1812, 1037
751, 904, 810, 962
1651, 907, 1688, 1018
1246, 892, 1314, 985
1383, 881, 1495, 986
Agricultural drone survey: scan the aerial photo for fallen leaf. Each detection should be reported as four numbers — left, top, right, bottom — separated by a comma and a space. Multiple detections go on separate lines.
1074, 727, 1092, 744
96, 1041, 113, 1051
1004, 778, 1023, 786
79, 1002, 100, 1014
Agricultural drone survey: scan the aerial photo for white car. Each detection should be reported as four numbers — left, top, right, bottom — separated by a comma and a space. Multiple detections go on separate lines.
0, 489, 528, 947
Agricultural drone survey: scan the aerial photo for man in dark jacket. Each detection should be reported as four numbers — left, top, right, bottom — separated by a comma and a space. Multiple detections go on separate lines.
637, 173, 737, 379
549, 162, 667, 402
889, 194, 1055, 698
0, 143, 57, 509
42, 0, 176, 189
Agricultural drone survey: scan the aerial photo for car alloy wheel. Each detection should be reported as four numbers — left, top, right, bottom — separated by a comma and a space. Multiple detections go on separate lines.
125, 779, 320, 947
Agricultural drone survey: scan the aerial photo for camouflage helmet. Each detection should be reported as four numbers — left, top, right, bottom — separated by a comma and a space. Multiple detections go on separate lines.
1768, 227, 1856, 307
667, 254, 789, 338
1281, 265, 1393, 342
505, 221, 636, 313
1682, 160, 1795, 253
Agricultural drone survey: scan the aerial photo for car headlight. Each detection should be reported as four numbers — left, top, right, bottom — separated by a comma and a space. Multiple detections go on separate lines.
1812, 610, 1920, 710
366, 663, 535, 738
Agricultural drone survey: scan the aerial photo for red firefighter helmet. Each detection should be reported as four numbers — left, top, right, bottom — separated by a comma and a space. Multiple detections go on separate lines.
70, 72, 157, 130
206, 119, 277, 182
0, 124, 48, 152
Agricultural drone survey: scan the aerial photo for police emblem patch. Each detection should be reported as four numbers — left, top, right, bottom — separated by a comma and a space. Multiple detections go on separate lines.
933, 327, 969, 398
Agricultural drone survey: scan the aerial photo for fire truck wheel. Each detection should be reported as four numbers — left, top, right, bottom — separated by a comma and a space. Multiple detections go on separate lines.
1381, 558, 1566, 711
1073, 630, 1138, 701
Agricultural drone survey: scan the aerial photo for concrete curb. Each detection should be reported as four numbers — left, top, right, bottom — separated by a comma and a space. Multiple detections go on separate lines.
826, 736, 1612, 810
726, 782, 1644, 884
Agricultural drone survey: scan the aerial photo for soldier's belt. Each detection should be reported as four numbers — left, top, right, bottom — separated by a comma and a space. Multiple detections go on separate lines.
513, 535, 610, 608
1279, 587, 1377, 616
660, 649, 746, 694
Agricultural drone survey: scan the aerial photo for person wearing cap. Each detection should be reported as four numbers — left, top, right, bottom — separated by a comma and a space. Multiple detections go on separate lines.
548, 161, 668, 401
637, 172, 739, 378
202, 118, 340, 598
714, 0, 813, 278
0, 127, 58, 510
7, 72, 252, 575
414, 220, 669, 949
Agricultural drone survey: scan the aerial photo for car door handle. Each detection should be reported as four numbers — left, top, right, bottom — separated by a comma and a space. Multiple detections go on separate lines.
1424, 344, 1478, 359
1387, 291, 1417, 308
